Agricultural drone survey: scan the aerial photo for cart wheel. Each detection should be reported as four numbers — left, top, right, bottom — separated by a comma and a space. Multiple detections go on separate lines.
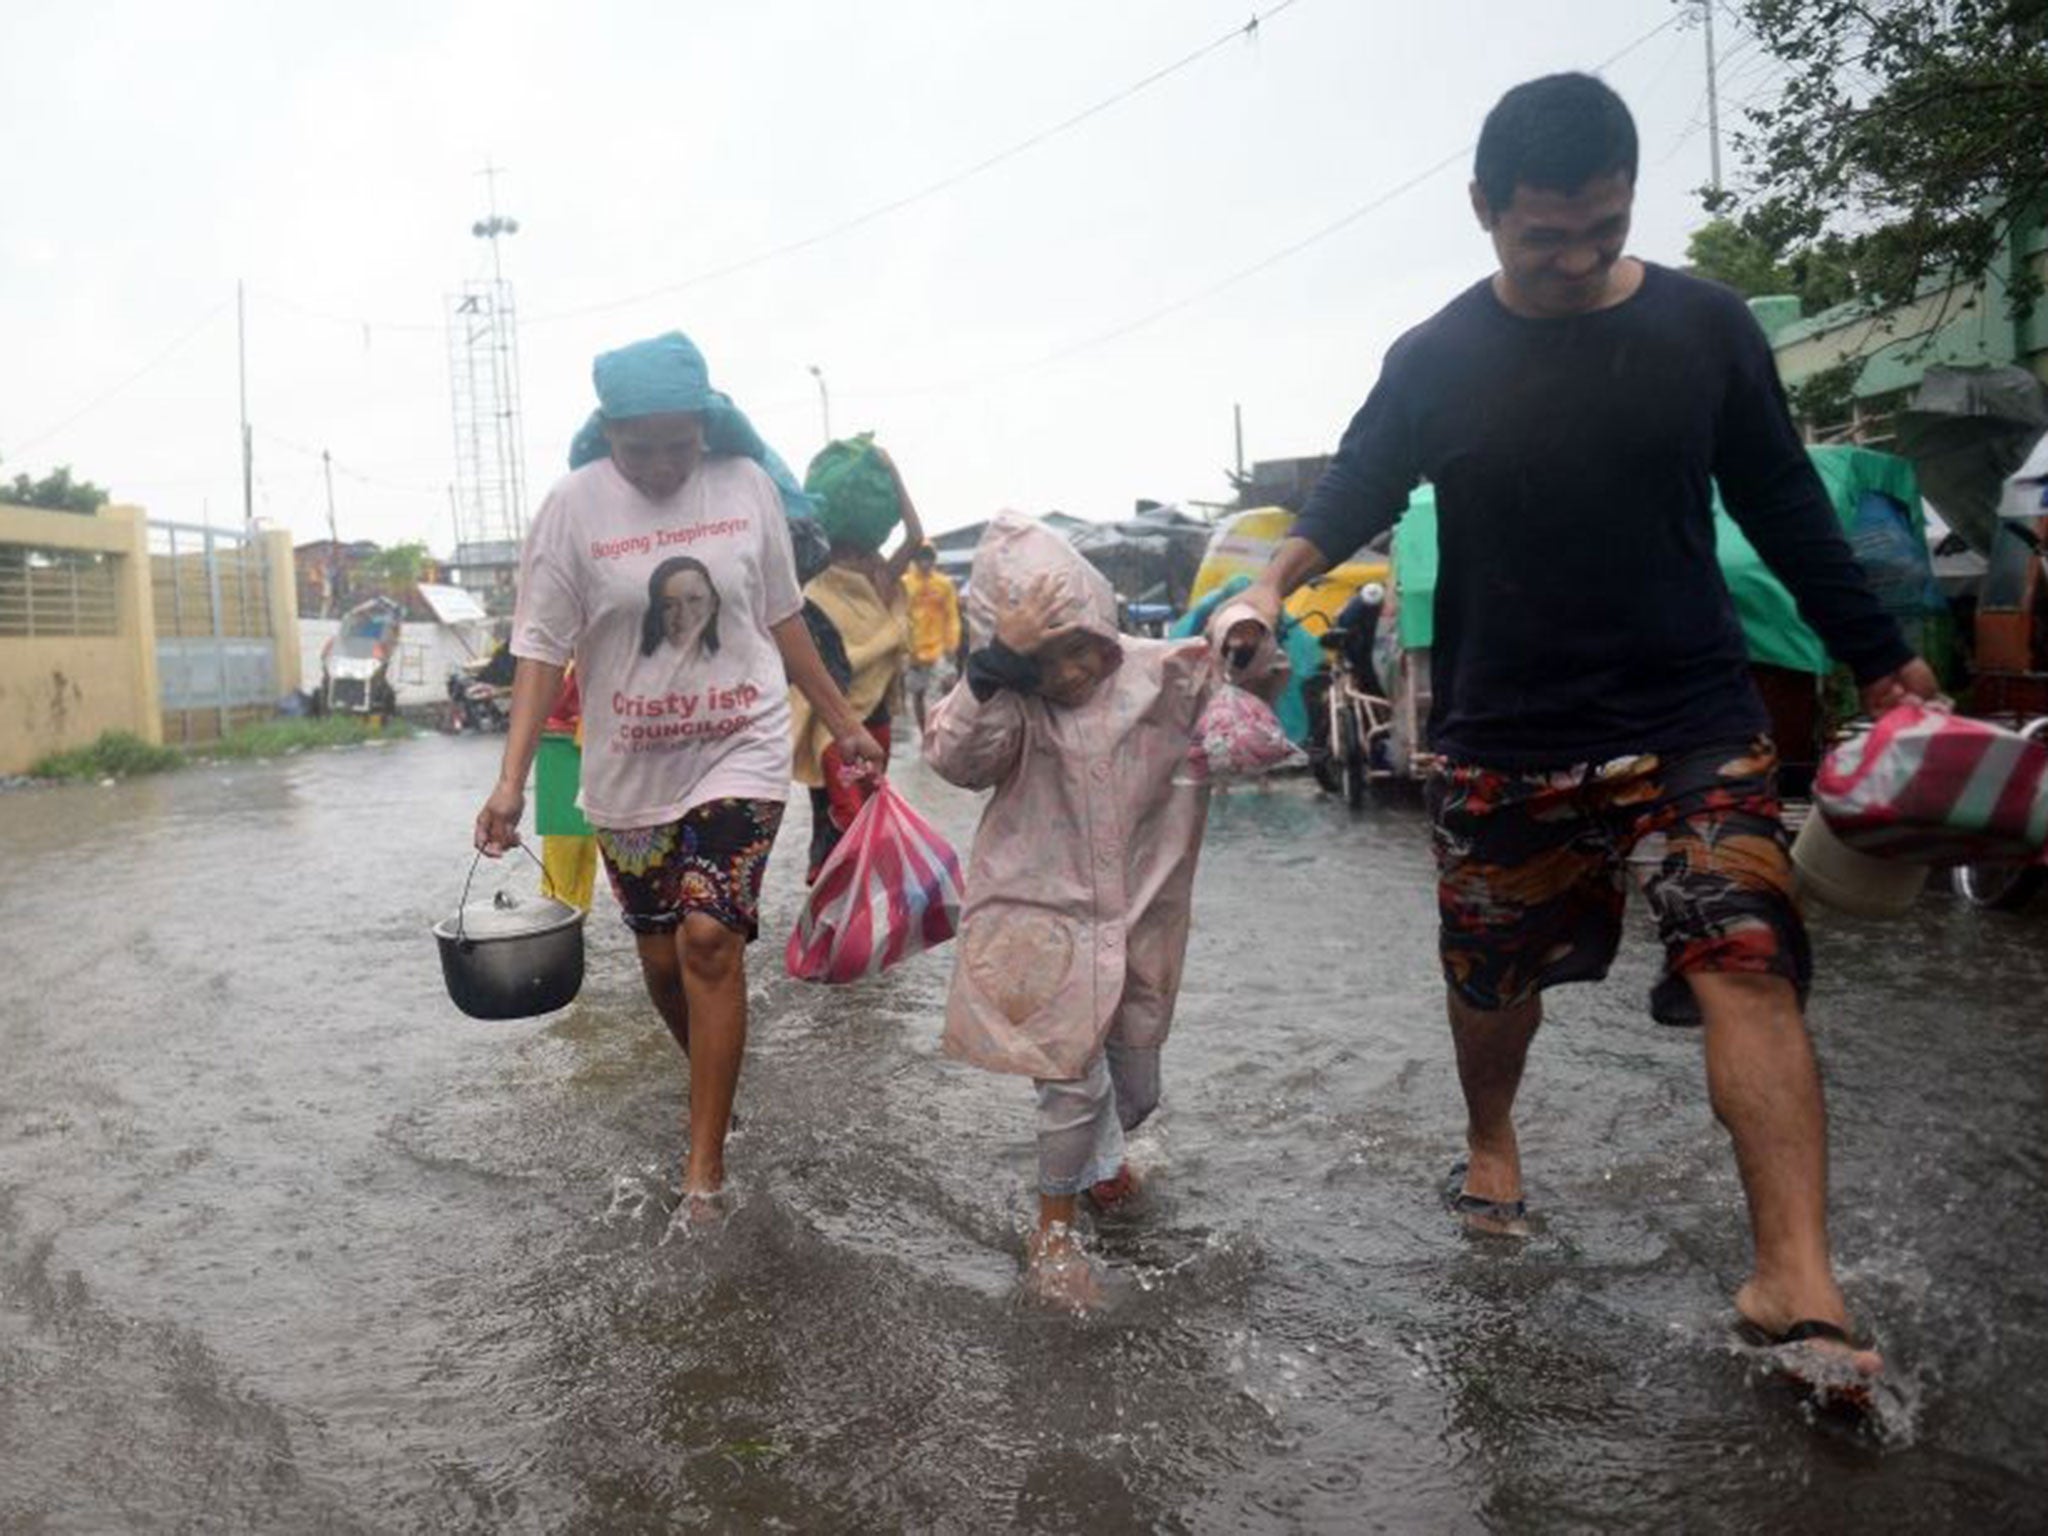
1951, 861, 2047, 912
1310, 746, 1342, 796
1305, 677, 1341, 794
1338, 707, 1368, 810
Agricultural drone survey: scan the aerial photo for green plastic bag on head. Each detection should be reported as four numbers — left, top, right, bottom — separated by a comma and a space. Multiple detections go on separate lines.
804, 433, 902, 554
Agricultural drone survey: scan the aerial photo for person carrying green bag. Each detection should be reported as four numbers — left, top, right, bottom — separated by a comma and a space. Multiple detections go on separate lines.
789, 436, 928, 881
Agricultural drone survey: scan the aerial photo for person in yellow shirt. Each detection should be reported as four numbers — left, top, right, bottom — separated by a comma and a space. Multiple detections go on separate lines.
901, 544, 962, 734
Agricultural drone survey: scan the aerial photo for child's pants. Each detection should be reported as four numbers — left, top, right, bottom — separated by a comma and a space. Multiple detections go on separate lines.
1033, 1034, 1161, 1196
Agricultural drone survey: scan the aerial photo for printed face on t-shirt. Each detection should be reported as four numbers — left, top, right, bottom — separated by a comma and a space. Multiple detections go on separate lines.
639, 556, 723, 661
662, 569, 716, 652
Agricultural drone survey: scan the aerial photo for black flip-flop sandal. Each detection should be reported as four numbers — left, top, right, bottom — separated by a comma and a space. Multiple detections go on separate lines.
1733, 1317, 1865, 1350
1734, 1317, 1880, 1416
1443, 1159, 1528, 1226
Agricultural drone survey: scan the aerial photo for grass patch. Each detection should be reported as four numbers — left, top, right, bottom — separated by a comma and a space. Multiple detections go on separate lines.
28, 717, 415, 781
194, 715, 417, 761
28, 731, 185, 781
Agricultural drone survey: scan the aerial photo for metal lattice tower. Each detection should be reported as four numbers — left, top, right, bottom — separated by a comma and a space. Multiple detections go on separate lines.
446, 165, 527, 589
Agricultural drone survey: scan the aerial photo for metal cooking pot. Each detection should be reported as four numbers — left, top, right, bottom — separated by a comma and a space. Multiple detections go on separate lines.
434, 847, 585, 1019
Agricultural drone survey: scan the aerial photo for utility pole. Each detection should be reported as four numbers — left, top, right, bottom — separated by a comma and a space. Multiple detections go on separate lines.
238, 279, 253, 529
808, 364, 832, 446
323, 449, 341, 619
1703, 0, 1723, 197
1233, 402, 1246, 482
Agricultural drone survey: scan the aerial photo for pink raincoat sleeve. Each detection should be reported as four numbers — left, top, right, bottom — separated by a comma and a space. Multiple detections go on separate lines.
922, 679, 1028, 790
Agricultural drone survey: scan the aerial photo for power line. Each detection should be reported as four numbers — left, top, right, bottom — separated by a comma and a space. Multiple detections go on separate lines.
27, 5, 1694, 493
874, 6, 1694, 391
6, 299, 234, 456
249, 286, 441, 338
1020, 146, 1474, 376
248, 1, 1308, 335
525, 1, 1304, 325
256, 427, 447, 499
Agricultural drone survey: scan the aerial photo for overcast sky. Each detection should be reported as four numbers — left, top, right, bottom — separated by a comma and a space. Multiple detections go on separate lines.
0, 0, 1775, 550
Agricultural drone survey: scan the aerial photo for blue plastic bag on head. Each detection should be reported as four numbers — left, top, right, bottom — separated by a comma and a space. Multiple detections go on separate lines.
565, 330, 821, 530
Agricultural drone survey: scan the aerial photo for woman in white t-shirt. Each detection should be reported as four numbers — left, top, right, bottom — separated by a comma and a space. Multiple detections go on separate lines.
475, 331, 883, 1211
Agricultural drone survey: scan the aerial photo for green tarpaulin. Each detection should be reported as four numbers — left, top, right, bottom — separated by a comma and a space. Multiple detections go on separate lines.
1386, 446, 1939, 675
1390, 484, 1439, 651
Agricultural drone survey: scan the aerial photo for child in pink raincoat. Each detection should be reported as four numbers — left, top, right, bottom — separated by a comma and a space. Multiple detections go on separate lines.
923, 513, 1272, 1305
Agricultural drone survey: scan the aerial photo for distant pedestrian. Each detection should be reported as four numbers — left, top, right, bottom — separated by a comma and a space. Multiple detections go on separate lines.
537, 666, 597, 913
902, 544, 962, 734
790, 447, 925, 882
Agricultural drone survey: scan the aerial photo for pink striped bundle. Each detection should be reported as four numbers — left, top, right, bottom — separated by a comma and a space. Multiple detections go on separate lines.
1814, 705, 2048, 867
787, 781, 964, 984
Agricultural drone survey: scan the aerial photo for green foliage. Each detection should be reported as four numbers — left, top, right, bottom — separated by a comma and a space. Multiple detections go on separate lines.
1787, 361, 1862, 430
2, 463, 110, 514
359, 541, 430, 589
1686, 218, 1861, 316
1722, 0, 2048, 320
194, 716, 415, 760
29, 731, 184, 780
26, 718, 413, 781
1686, 218, 1794, 297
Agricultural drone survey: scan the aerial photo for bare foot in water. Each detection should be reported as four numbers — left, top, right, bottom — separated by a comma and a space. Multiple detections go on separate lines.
1087, 1163, 1140, 1211
1025, 1222, 1105, 1313
669, 1155, 730, 1228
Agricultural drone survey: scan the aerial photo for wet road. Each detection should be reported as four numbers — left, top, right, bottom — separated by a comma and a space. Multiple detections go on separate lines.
2, 732, 2045, 1532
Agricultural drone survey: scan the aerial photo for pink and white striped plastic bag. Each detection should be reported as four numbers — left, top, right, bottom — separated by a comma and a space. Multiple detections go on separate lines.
1814, 704, 2048, 866
786, 781, 965, 983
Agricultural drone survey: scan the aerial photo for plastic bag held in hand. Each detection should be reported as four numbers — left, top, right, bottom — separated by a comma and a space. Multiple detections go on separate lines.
1815, 703, 2048, 866
787, 781, 965, 983
1184, 684, 1304, 784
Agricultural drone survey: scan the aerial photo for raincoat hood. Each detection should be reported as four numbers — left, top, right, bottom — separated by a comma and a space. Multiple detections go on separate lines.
565, 330, 817, 524
964, 513, 1122, 659
925, 513, 1228, 1081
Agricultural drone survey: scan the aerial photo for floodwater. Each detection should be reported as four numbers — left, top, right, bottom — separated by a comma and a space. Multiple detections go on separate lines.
2, 732, 2045, 1534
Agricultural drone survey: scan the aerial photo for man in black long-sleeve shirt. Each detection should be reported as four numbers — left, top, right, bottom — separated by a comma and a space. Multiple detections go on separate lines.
1241, 73, 1936, 1398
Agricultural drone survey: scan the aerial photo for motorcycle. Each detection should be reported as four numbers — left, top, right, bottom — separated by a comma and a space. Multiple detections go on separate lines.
446, 663, 510, 733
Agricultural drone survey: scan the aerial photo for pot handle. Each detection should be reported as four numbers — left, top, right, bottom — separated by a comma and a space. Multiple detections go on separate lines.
454, 842, 549, 944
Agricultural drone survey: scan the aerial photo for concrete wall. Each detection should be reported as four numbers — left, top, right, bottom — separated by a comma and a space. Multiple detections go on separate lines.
0, 502, 159, 775
1766, 240, 2048, 399
0, 508, 303, 772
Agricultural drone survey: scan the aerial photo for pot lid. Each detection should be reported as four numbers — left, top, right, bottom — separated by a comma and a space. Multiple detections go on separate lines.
436, 889, 584, 942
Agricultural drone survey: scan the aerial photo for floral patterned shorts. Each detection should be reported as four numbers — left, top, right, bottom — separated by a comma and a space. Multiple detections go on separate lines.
594, 798, 786, 941
1427, 737, 1810, 1025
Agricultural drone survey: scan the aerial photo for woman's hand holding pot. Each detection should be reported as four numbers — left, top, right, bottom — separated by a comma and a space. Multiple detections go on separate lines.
475, 782, 526, 856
